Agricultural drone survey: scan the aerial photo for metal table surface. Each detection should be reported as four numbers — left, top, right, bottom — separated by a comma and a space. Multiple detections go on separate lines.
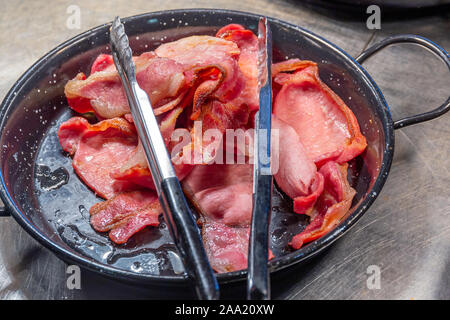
0, 0, 449, 300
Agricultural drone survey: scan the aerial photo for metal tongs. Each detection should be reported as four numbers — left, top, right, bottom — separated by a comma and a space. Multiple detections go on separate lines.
247, 17, 273, 300
110, 17, 219, 300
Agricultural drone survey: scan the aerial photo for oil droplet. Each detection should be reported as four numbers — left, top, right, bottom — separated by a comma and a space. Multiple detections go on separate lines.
131, 261, 143, 273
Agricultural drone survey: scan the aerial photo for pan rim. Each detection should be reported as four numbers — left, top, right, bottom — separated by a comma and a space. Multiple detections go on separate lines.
0, 8, 394, 285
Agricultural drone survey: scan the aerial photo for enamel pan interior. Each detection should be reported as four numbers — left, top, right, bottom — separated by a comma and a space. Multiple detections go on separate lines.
0, 9, 393, 285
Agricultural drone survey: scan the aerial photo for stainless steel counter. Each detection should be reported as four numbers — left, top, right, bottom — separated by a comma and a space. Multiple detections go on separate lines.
0, 0, 449, 300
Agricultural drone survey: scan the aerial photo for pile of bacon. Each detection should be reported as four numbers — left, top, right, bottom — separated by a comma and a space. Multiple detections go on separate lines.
57, 24, 367, 273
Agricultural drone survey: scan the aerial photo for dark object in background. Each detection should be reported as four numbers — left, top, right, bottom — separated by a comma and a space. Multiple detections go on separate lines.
299, 0, 450, 20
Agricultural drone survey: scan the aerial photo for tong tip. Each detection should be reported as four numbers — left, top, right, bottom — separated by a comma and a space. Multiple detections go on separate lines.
110, 16, 134, 78
110, 16, 127, 50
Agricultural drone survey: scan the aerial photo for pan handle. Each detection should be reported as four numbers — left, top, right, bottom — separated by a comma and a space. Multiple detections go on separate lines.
355, 35, 450, 129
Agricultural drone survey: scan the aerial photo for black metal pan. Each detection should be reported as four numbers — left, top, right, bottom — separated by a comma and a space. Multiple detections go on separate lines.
0, 9, 449, 288
298, 0, 450, 20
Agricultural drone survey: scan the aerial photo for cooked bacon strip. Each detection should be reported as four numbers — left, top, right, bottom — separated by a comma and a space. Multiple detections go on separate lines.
201, 217, 274, 273
184, 163, 252, 272
293, 174, 324, 215
273, 62, 367, 166
239, 115, 323, 215
187, 66, 224, 121
271, 59, 315, 77
58, 117, 139, 199
182, 162, 274, 273
111, 106, 193, 189
217, 24, 259, 112
152, 91, 187, 116
111, 140, 194, 190
65, 52, 187, 119
170, 99, 250, 166
201, 217, 251, 273
183, 163, 253, 226
90, 190, 161, 244
289, 162, 356, 249
198, 100, 250, 162
156, 35, 252, 164
272, 116, 324, 214
90, 54, 114, 74
155, 35, 243, 101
